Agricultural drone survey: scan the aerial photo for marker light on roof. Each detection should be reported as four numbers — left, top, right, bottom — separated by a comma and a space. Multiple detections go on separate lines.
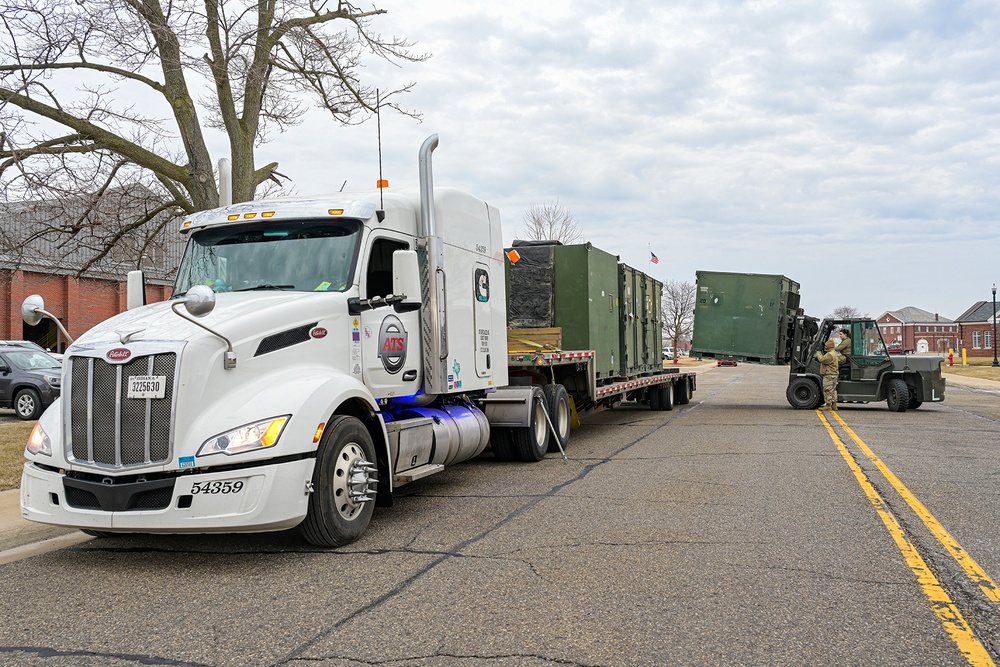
243, 212, 257, 219
227, 214, 240, 221
262, 211, 275, 218
328, 209, 344, 215
181, 221, 193, 229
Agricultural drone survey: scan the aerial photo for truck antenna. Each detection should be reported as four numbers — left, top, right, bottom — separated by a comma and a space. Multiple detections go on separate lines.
377, 88, 384, 210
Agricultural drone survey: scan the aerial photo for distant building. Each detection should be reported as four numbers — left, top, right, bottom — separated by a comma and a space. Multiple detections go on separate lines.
875, 307, 958, 354
1, 195, 183, 352
953, 302, 997, 358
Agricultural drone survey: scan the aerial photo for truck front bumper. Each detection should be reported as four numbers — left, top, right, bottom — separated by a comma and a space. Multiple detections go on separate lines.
20, 458, 315, 534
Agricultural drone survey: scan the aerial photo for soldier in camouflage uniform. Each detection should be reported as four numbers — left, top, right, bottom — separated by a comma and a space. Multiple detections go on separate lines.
815, 339, 839, 410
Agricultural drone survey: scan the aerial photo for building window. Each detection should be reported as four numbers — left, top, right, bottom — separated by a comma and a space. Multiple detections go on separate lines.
973, 331, 982, 348
987, 331, 993, 349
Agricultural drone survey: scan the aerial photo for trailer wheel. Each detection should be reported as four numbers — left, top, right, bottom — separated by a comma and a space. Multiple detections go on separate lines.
674, 379, 692, 405
543, 384, 571, 452
886, 379, 909, 412
650, 385, 673, 411
786, 378, 822, 409
511, 387, 550, 462
649, 387, 661, 411
300, 416, 378, 548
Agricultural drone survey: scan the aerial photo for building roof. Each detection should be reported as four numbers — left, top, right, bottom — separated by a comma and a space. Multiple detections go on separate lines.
879, 306, 953, 324
954, 301, 997, 324
0, 191, 184, 284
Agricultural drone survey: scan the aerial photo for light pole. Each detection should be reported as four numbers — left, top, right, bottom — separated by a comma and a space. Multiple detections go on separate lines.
992, 283, 998, 367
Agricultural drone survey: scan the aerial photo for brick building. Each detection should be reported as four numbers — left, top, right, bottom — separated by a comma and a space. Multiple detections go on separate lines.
1, 197, 183, 352
954, 301, 998, 359
876, 307, 958, 354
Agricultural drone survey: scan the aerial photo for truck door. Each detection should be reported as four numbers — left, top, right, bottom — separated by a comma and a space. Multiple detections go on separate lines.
360, 237, 423, 399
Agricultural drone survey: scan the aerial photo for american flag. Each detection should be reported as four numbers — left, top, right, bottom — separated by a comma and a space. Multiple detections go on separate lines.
650, 251, 659, 264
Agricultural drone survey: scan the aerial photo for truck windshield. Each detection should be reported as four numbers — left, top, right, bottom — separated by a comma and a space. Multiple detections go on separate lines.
174, 219, 363, 295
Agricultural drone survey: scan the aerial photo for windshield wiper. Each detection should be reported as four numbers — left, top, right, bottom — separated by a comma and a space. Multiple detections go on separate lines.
234, 284, 295, 292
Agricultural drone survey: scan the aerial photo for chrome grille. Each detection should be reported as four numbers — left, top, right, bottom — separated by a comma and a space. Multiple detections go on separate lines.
68, 353, 176, 468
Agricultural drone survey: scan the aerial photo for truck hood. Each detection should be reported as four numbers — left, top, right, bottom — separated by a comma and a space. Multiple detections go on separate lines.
70, 291, 339, 348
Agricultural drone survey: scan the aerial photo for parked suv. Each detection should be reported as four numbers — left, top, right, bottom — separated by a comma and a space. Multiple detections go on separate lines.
0, 347, 62, 420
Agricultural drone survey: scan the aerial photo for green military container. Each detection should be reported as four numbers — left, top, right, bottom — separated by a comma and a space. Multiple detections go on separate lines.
690, 271, 801, 365
619, 264, 640, 376
619, 266, 663, 376
506, 242, 622, 380
643, 273, 663, 370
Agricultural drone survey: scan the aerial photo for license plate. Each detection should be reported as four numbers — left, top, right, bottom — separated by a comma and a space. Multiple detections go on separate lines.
127, 375, 166, 399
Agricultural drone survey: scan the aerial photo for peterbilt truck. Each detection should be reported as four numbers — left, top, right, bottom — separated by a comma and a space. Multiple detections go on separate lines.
690, 270, 945, 412
20, 135, 696, 547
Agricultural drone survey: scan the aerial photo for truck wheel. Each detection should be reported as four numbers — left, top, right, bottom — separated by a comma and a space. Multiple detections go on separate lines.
886, 379, 909, 412
786, 378, 821, 409
674, 379, 692, 405
300, 416, 379, 548
510, 387, 550, 462
490, 428, 517, 462
14, 388, 42, 420
543, 384, 571, 452
81, 529, 116, 538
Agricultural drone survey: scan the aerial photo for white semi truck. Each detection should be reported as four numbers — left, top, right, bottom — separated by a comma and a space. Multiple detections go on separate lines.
19, 136, 696, 547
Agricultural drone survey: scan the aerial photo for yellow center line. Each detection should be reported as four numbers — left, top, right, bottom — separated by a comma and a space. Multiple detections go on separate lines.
831, 411, 1000, 606
816, 410, 995, 667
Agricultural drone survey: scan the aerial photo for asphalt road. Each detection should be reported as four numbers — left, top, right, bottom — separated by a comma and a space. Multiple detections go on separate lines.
0, 365, 998, 666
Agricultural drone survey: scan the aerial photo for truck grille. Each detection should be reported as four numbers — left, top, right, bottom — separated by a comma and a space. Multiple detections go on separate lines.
68, 353, 177, 468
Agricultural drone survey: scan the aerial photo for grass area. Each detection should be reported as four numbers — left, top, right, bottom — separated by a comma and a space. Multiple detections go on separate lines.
0, 422, 32, 492
941, 357, 1000, 382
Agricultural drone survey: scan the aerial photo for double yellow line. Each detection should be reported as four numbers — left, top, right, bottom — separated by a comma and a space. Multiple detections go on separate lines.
817, 410, 999, 667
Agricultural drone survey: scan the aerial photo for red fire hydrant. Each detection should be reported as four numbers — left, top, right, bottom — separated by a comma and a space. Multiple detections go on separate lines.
948, 352, 954, 366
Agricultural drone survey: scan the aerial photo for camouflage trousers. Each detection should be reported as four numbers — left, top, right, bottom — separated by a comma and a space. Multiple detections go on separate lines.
822, 374, 838, 407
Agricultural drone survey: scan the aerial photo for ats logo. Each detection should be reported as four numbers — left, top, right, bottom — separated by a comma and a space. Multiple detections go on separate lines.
106, 348, 132, 362
377, 315, 408, 374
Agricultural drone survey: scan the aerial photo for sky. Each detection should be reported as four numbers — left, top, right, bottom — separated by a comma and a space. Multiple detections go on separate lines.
242, 0, 1000, 321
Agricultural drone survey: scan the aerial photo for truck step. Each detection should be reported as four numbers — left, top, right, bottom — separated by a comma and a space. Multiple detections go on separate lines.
393, 464, 445, 485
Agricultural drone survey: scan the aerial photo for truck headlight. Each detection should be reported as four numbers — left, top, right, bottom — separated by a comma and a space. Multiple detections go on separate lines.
25, 423, 52, 457
197, 416, 289, 457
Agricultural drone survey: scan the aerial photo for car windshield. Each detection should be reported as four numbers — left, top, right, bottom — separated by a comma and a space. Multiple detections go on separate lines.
173, 219, 363, 296
4, 350, 60, 370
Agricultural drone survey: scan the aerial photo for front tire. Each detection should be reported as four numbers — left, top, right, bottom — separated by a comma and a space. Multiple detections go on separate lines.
786, 378, 822, 409
887, 379, 909, 412
14, 388, 42, 420
300, 416, 379, 548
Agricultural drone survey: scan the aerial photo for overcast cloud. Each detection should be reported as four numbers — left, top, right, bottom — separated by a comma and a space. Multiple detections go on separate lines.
248, 0, 1000, 321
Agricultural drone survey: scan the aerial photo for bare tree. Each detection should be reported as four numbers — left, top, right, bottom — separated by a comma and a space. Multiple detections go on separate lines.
0, 0, 424, 275
520, 200, 582, 244
828, 305, 869, 319
662, 279, 696, 360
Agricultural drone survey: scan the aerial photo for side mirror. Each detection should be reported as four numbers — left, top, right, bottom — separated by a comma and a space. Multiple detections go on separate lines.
21, 294, 45, 327
126, 270, 147, 310
20, 295, 75, 344
182, 285, 216, 317
393, 250, 422, 310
